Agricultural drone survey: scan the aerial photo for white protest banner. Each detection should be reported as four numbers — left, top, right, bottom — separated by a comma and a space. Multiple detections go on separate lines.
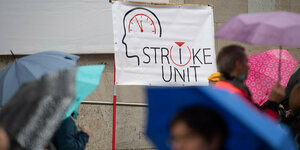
112, 1, 217, 86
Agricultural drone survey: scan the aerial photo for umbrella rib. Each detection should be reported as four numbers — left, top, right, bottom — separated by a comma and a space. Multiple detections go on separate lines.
16, 62, 38, 86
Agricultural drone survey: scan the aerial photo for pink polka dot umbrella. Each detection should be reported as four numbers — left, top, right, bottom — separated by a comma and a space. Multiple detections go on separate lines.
245, 49, 298, 105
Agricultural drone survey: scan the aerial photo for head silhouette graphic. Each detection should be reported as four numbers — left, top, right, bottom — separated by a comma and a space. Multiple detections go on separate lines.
122, 7, 162, 66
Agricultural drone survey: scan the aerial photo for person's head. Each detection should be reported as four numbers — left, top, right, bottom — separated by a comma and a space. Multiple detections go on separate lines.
0, 127, 9, 150
289, 84, 300, 113
170, 106, 228, 150
217, 45, 249, 81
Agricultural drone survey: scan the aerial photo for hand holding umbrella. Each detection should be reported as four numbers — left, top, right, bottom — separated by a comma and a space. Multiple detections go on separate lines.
78, 126, 92, 137
269, 78, 285, 104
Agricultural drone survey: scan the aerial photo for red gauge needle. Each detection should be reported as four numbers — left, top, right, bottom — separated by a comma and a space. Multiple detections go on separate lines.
140, 20, 143, 32
135, 17, 143, 32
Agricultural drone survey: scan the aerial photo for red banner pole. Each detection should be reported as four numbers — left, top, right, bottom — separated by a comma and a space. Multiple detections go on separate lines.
113, 62, 116, 150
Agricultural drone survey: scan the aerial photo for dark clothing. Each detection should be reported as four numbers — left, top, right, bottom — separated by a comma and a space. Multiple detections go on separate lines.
261, 101, 280, 112
261, 101, 280, 119
286, 68, 300, 99
281, 111, 300, 147
52, 117, 89, 150
282, 68, 300, 109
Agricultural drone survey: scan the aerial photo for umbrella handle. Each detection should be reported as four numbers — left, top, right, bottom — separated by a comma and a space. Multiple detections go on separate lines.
10, 50, 16, 60
278, 46, 282, 80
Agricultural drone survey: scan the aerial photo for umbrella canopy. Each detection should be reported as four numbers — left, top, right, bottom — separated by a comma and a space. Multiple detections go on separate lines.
246, 49, 298, 105
146, 86, 297, 150
63, 65, 105, 119
215, 11, 300, 47
0, 68, 76, 150
0, 65, 105, 150
0, 51, 79, 106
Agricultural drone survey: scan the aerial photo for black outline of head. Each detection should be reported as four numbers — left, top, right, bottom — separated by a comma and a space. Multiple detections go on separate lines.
122, 7, 162, 66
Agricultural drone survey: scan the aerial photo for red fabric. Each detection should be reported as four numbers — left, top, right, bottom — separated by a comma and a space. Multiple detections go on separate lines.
215, 81, 278, 120
215, 81, 252, 103
263, 109, 278, 120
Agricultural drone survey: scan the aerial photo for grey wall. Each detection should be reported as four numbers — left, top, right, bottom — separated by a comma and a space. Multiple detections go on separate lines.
0, 0, 299, 150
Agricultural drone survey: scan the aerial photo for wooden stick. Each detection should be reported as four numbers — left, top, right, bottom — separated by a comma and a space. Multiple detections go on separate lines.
110, 0, 213, 7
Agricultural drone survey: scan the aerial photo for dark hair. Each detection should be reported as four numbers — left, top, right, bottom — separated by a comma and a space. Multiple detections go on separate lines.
170, 106, 228, 146
289, 84, 300, 112
217, 45, 246, 76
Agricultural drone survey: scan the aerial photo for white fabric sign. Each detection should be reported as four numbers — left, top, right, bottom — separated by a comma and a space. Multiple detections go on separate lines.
112, 1, 217, 86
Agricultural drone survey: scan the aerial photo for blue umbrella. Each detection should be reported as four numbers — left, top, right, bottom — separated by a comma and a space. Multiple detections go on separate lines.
64, 65, 105, 119
0, 51, 79, 106
0, 65, 105, 150
146, 86, 297, 150
0, 66, 77, 150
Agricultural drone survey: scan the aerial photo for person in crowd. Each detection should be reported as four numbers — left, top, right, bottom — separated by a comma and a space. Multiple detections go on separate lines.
215, 45, 251, 102
281, 68, 300, 110
262, 68, 300, 119
0, 127, 9, 150
215, 45, 285, 119
52, 115, 92, 150
281, 84, 300, 146
208, 72, 221, 86
170, 106, 228, 150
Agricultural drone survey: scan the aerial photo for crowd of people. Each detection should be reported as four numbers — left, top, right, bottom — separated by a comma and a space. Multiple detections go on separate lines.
169, 45, 300, 150
0, 44, 298, 150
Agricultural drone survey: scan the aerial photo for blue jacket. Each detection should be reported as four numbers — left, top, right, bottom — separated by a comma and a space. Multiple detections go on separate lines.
53, 117, 89, 150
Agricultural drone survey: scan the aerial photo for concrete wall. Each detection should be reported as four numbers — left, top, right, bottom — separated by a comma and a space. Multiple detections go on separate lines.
0, 0, 299, 150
